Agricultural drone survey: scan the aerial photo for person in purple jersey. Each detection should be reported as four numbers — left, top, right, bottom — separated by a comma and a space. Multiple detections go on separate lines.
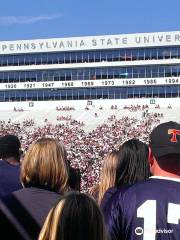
106, 121, 180, 240
0, 135, 22, 199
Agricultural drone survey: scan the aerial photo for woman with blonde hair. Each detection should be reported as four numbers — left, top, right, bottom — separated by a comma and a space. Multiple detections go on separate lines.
97, 150, 120, 204
21, 138, 68, 193
39, 192, 108, 240
0, 138, 69, 240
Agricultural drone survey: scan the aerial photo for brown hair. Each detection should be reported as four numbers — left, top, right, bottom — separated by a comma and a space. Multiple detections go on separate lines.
21, 138, 68, 194
38, 192, 108, 240
98, 150, 120, 204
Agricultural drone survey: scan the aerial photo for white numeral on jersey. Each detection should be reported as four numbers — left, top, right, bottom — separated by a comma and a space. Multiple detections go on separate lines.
137, 201, 180, 240
168, 203, 180, 224
137, 200, 156, 240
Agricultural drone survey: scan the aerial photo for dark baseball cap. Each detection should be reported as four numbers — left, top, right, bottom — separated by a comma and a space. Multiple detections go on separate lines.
149, 121, 180, 157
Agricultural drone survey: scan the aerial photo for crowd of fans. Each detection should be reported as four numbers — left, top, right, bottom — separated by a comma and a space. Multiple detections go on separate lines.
0, 111, 160, 192
56, 106, 75, 111
123, 104, 149, 111
56, 115, 72, 121
1, 107, 180, 240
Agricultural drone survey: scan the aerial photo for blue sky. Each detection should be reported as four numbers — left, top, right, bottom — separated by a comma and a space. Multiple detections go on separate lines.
0, 0, 180, 41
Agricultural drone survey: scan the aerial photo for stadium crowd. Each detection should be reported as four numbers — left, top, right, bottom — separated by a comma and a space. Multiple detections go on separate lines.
123, 104, 149, 111
0, 112, 160, 192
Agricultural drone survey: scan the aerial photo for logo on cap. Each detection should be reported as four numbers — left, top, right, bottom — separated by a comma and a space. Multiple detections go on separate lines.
168, 129, 180, 143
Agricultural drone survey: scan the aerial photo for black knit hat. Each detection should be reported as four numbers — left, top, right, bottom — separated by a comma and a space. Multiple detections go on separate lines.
149, 121, 180, 157
0, 135, 21, 159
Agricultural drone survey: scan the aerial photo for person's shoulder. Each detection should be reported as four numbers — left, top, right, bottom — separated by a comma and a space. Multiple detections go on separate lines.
11, 187, 61, 200
0, 187, 60, 205
101, 187, 118, 209
114, 177, 179, 207
120, 179, 155, 197
0, 188, 23, 204
107, 179, 153, 209
102, 185, 129, 204
125, 177, 180, 194
101, 185, 130, 217
103, 183, 135, 200
103, 186, 118, 199
0, 160, 20, 169
0, 160, 7, 167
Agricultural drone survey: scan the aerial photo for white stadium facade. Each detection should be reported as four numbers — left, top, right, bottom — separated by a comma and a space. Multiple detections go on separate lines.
1, 31, 180, 110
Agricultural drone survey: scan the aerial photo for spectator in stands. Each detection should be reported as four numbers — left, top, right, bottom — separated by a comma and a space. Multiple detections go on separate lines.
101, 139, 150, 217
106, 121, 180, 240
0, 138, 69, 240
0, 135, 22, 199
38, 192, 108, 240
93, 150, 119, 204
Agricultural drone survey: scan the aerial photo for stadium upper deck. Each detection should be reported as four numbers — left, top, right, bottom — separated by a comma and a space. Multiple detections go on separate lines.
0, 31, 180, 110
